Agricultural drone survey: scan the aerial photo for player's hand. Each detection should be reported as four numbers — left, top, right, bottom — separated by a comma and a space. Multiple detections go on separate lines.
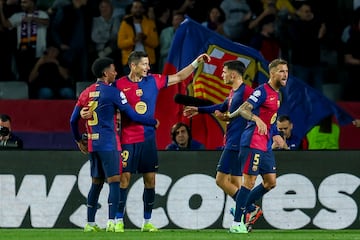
353, 119, 360, 128
155, 119, 160, 129
196, 53, 211, 64
255, 118, 267, 135
183, 106, 198, 118
80, 107, 93, 120
77, 139, 88, 154
215, 110, 229, 121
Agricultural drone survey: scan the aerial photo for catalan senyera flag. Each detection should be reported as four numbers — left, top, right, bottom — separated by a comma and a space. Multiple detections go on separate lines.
156, 16, 354, 149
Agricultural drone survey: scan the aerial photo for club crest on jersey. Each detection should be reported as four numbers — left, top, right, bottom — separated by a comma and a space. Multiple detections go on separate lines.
135, 101, 147, 114
136, 89, 143, 97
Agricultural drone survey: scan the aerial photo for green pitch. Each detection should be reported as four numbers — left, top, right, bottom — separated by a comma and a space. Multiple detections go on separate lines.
0, 229, 360, 240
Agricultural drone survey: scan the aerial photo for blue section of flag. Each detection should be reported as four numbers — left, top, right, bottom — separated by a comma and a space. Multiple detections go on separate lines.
166, 16, 354, 146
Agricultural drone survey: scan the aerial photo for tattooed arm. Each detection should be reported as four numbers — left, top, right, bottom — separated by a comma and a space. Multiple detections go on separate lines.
228, 101, 267, 135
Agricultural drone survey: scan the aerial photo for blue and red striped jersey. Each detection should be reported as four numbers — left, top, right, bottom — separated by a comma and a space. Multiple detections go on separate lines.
240, 83, 280, 151
115, 74, 168, 144
70, 81, 157, 152
198, 83, 253, 150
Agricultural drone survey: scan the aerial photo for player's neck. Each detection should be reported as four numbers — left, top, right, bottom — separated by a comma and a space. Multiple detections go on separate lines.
128, 72, 142, 83
268, 79, 280, 91
232, 78, 243, 90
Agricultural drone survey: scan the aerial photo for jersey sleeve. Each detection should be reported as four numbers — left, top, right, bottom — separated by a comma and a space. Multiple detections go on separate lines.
246, 86, 266, 109
198, 102, 227, 113
69, 105, 82, 142
244, 85, 254, 100
76, 87, 90, 107
153, 74, 168, 89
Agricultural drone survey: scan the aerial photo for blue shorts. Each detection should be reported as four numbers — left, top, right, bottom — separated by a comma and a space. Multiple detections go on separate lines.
239, 147, 276, 176
121, 137, 158, 174
216, 149, 242, 176
89, 150, 120, 178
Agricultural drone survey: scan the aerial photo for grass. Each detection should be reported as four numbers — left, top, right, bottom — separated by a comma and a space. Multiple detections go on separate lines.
0, 229, 360, 240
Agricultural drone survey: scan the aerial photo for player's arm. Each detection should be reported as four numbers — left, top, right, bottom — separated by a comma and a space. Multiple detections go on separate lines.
120, 105, 158, 126
167, 53, 211, 86
184, 102, 225, 118
0, 2, 12, 29
70, 106, 88, 154
229, 101, 267, 134
115, 91, 158, 126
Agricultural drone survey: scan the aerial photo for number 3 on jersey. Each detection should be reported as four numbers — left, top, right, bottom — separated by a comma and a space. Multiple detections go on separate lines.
87, 101, 98, 126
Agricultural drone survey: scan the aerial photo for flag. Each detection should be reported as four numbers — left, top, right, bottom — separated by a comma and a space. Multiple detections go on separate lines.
160, 16, 354, 149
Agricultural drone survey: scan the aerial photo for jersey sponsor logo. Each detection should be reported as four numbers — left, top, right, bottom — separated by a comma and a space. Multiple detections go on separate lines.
135, 101, 147, 114
136, 89, 143, 97
270, 96, 275, 101
123, 87, 131, 92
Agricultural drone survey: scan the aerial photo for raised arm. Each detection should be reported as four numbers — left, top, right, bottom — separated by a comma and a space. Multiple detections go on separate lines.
167, 53, 211, 86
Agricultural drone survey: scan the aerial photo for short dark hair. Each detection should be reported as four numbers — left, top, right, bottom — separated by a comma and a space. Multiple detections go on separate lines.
91, 57, 114, 78
0, 114, 11, 122
223, 60, 246, 76
128, 51, 148, 66
277, 114, 291, 123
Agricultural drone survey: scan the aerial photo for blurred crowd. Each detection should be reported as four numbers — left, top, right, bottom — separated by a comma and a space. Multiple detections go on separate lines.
0, 0, 359, 101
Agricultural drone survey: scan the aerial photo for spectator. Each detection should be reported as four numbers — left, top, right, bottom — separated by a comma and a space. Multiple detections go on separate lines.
111, 0, 132, 19
0, 0, 21, 81
153, 4, 171, 35
248, 0, 278, 31
165, 122, 205, 150
220, 0, 252, 43
91, 0, 122, 74
249, 14, 281, 62
342, 7, 360, 101
201, 5, 225, 34
0, 0, 49, 82
306, 115, 340, 150
42, 0, 71, 15
28, 46, 75, 99
117, 0, 159, 74
272, 114, 307, 150
287, 2, 326, 92
51, 0, 93, 82
0, 113, 23, 149
158, 11, 184, 72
